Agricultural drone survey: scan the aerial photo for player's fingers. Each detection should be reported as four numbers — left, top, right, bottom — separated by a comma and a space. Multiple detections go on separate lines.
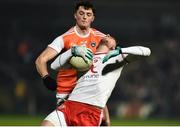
102, 55, 110, 63
86, 52, 93, 60
87, 48, 93, 54
102, 59, 106, 63
85, 54, 92, 61
81, 54, 88, 63
83, 57, 88, 63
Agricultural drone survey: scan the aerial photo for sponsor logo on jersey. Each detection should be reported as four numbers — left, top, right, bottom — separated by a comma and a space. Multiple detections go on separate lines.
81, 73, 99, 82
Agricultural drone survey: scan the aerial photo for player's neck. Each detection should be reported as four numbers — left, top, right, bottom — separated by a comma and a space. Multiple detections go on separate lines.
75, 25, 90, 36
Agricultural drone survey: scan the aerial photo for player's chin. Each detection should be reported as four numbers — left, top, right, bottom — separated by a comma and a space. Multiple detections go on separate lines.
79, 24, 89, 29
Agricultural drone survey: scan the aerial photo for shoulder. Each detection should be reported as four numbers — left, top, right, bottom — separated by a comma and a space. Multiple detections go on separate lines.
61, 27, 76, 37
90, 28, 106, 37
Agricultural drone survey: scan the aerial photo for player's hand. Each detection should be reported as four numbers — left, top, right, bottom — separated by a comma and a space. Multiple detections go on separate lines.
102, 46, 122, 63
42, 75, 57, 91
71, 45, 93, 63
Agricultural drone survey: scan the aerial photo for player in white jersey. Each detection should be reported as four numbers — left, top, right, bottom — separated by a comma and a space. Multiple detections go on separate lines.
45, 35, 151, 126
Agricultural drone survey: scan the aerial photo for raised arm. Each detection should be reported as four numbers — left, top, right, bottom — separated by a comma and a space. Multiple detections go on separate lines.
51, 49, 72, 70
122, 46, 151, 56
121, 46, 151, 63
51, 46, 93, 70
103, 46, 151, 64
102, 46, 151, 75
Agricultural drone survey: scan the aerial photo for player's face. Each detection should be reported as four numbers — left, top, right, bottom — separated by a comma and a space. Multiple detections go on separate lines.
74, 6, 94, 29
103, 35, 116, 50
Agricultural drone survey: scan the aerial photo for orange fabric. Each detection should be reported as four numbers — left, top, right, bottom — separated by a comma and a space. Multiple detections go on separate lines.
56, 69, 77, 93
56, 27, 105, 94
58, 100, 102, 126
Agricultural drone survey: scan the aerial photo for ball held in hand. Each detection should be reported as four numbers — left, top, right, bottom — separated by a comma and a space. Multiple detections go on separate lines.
70, 56, 93, 71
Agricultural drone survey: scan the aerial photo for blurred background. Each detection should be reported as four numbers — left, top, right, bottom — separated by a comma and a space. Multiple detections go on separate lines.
0, 0, 180, 124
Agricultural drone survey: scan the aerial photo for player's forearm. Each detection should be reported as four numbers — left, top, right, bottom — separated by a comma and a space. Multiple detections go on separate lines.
51, 49, 72, 70
121, 46, 151, 63
121, 46, 151, 56
35, 57, 49, 77
36, 47, 58, 77
36, 57, 57, 91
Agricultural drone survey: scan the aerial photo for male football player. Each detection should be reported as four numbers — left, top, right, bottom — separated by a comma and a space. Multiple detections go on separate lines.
35, 1, 110, 126
44, 35, 151, 126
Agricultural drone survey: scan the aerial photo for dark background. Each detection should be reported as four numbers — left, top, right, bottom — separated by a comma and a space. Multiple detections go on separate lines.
0, 0, 180, 119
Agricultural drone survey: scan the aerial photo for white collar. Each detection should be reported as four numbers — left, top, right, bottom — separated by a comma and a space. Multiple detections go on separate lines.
74, 26, 90, 38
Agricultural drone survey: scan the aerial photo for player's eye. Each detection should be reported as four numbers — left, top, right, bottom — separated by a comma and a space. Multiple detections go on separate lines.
87, 13, 92, 17
79, 11, 84, 15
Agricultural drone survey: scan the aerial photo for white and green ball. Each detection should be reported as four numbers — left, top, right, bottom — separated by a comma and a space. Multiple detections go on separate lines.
70, 56, 93, 71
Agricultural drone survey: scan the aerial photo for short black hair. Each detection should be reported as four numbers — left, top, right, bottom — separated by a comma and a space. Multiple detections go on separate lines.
74, 1, 95, 14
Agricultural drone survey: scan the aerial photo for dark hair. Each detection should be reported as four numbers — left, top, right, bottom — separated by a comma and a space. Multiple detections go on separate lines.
74, 1, 95, 14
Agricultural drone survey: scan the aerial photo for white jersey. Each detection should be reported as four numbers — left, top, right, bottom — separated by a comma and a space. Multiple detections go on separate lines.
68, 52, 125, 108
68, 46, 151, 108
51, 45, 151, 108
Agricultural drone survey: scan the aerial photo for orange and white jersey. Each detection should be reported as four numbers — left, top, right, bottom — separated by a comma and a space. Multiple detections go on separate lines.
48, 26, 105, 94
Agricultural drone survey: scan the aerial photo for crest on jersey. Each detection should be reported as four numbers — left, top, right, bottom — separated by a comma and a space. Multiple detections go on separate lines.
91, 42, 96, 47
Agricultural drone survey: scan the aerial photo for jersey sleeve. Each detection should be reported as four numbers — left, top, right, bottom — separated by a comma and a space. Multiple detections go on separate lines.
48, 36, 64, 53
104, 54, 128, 65
51, 49, 72, 70
104, 46, 151, 65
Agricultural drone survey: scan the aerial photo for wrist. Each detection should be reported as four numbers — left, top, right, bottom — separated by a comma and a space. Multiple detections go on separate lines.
42, 75, 57, 91
42, 74, 49, 79
116, 46, 122, 54
71, 46, 76, 56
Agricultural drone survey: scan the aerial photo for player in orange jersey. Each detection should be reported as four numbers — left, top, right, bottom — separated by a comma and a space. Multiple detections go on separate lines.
35, 1, 110, 126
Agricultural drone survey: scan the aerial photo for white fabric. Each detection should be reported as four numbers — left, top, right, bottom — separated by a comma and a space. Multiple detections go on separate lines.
51, 46, 151, 108
68, 52, 124, 108
74, 26, 90, 38
68, 46, 151, 108
51, 49, 72, 70
44, 110, 67, 126
48, 36, 64, 53
122, 46, 151, 56
56, 93, 69, 100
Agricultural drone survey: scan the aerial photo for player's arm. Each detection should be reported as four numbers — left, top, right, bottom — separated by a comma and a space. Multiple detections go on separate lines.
101, 105, 110, 126
122, 46, 151, 57
103, 46, 151, 64
36, 47, 58, 77
121, 46, 151, 63
51, 46, 93, 70
51, 49, 72, 70
35, 47, 58, 91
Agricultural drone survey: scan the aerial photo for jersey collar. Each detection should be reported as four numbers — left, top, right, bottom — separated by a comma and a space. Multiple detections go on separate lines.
74, 26, 90, 38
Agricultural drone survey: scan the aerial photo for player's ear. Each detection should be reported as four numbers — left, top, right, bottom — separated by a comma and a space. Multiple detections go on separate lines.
91, 15, 95, 22
74, 13, 77, 19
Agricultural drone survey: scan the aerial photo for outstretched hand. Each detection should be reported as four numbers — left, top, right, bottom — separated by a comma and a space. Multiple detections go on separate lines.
71, 45, 93, 63
102, 46, 122, 63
